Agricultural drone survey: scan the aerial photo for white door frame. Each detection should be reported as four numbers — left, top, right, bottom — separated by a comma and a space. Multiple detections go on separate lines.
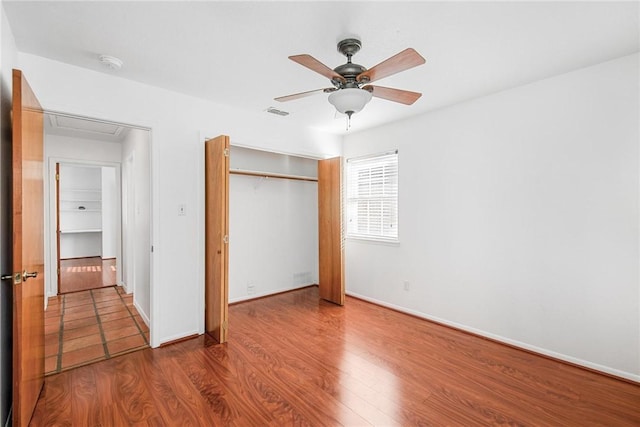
43, 110, 157, 347
46, 158, 123, 296
122, 152, 136, 296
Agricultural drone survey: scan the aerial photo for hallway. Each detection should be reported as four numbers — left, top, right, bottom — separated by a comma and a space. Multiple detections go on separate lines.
45, 286, 149, 375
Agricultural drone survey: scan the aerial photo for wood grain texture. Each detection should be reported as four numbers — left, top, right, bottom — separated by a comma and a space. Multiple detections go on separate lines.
363, 84, 422, 105
59, 257, 116, 294
318, 157, 344, 305
31, 287, 640, 426
288, 54, 346, 83
13, 69, 45, 427
274, 87, 335, 102
357, 47, 426, 83
204, 135, 229, 343
55, 162, 61, 293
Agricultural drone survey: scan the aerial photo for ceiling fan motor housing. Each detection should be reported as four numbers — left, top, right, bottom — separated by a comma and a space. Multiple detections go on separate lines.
333, 38, 369, 88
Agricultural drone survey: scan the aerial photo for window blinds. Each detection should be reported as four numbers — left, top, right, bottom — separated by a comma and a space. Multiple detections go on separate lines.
346, 151, 398, 241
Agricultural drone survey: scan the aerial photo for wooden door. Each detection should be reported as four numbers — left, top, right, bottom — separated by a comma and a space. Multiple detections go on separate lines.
318, 157, 344, 305
12, 69, 45, 426
204, 135, 229, 343
55, 162, 61, 293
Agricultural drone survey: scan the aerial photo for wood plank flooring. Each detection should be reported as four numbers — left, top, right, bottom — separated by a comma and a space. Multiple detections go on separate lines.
44, 286, 150, 375
59, 257, 116, 294
31, 286, 640, 426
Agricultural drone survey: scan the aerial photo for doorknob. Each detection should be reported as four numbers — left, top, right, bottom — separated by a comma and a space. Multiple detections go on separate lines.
2, 273, 22, 284
22, 271, 38, 281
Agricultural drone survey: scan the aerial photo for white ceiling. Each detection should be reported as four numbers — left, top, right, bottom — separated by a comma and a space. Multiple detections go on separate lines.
4, 1, 639, 135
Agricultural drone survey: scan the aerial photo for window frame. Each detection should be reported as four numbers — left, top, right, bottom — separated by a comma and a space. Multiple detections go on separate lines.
345, 150, 399, 244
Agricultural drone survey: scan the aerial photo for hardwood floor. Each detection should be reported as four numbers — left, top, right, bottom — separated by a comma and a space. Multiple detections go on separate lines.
44, 286, 150, 375
59, 257, 116, 294
32, 286, 640, 426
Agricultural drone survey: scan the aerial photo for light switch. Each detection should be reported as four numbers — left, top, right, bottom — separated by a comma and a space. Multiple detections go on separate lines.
178, 204, 186, 216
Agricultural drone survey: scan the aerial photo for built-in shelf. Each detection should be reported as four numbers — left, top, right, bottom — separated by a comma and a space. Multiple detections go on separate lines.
60, 208, 101, 212
60, 229, 102, 234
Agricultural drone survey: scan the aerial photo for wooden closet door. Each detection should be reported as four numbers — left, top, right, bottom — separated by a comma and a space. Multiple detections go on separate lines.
205, 135, 230, 342
318, 157, 344, 305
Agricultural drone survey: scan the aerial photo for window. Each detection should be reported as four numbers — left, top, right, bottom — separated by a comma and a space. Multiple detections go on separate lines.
346, 150, 398, 242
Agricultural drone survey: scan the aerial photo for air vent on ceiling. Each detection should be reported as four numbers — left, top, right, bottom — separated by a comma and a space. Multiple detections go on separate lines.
265, 107, 290, 117
48, 115, 125, 136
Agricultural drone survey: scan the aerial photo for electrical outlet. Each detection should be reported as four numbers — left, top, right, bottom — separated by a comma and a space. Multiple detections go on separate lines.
403, 281, 410, 291
178, 204, 186, 216
247, 283, 256, 295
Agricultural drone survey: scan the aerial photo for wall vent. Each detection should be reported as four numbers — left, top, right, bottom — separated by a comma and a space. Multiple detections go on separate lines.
48, 114, 124, 136
266, 107, 290, 117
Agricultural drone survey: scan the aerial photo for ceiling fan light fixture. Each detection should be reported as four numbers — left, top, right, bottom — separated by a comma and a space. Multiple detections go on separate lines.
328, 88, 372, 115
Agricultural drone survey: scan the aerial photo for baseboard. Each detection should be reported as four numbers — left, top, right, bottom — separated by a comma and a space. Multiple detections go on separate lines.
346, 291, 640, 384
101, 257, 116, 260
133, 299, 150, 327
229, 283, 317, 305
159, 333, 199, 347
158, 330, 200, 347
60, 255, 101, 260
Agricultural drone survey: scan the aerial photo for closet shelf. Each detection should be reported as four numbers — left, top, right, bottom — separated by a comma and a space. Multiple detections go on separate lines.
60, 229, 102, 234
230, 169, 318, 182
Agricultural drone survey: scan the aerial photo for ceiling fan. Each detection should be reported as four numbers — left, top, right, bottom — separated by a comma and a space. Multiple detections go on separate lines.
275, 38, 426, 127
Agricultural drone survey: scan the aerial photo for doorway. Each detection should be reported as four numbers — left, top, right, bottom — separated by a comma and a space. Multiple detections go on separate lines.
43, 112, 153, 374
56, 163, 118, 294
204, 139, 344, 342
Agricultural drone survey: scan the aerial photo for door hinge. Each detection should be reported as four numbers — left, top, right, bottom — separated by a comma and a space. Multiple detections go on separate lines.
223, 148, 229, 157
55, 173, 59, 181
223, 235, 229, 244
222, 320, 228, 330
57, 268, 60, 276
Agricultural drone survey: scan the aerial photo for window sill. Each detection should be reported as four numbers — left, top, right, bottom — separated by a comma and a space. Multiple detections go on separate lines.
345, 236, 400, 246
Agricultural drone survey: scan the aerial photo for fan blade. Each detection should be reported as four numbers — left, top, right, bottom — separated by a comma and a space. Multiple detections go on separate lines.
289, 54, 345, 83
275, 88, 336, 102
357, 48, 425, 83
363, 85, 422, 105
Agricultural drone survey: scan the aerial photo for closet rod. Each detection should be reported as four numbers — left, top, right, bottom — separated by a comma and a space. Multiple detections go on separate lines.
230, 169, 318, 182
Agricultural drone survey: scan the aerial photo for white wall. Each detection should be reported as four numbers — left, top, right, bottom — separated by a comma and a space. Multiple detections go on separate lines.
343, 54, 640, 381
46, 133, 123, 163
101, 166, 117, 258
17, 52, 341, 346
122, 128, 151, 325
44, 133, 122, 296
228, 146, 318, 303
0, 4, 17, 425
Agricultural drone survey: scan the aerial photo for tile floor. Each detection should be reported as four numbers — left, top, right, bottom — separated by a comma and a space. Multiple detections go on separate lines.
45, 286, 150, 375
